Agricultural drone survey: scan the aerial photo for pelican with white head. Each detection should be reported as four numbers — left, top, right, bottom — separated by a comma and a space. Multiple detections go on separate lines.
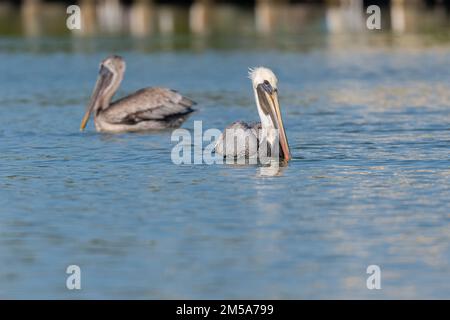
215, 67, 291, 161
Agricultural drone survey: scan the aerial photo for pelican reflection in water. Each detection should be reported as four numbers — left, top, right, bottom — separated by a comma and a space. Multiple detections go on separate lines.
80, 55, 195, 133
215, 67, 291, 162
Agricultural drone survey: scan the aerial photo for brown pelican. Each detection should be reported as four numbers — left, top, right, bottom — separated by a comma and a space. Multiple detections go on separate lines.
215, 67, 291, 161
80, 55, 195, 133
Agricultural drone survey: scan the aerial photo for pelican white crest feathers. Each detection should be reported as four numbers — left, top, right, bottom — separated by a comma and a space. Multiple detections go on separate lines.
215, 67, 291, 161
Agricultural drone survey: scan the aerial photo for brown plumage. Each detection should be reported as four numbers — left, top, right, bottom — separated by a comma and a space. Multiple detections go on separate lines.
80, 55, 195, 133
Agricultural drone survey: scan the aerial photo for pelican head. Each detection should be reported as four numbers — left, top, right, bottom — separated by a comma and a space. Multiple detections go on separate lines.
249, 67, 291, 161
80, 55, 126, 131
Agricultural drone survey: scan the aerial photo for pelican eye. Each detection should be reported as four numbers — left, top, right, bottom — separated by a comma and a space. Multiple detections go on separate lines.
99, 64, 112, 76
261, 80, 273, 94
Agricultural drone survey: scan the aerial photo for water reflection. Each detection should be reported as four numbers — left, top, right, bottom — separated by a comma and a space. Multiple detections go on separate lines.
2, 0, 449, 40
189, 0, 213, 35
129, 0, 155, 37
21, 0, 43, 37
1, 47, 449, 299
97, 0, 124, 34
258, 160, 286, 177
78, 0, 97, 35
325, 0, 365, 33
390, 0, 406, 33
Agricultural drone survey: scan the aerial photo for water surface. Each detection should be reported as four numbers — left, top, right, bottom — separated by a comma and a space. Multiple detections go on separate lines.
0, 33, 450, 298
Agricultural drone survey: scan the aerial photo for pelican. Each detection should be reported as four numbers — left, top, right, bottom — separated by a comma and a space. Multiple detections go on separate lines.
80, 55, 195, 133
215, 67, 291, 161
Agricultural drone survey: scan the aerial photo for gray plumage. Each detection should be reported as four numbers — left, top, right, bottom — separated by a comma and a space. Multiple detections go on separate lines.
215, 121, 264, 159
80, 55, 195, 133
96, 88, 195, 132
214, 67, 291, 161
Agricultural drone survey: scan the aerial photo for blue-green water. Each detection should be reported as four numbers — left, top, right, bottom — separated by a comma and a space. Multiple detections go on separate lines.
0, 36, 449, 299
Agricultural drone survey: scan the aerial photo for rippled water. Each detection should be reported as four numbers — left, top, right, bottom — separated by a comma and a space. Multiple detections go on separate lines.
0, 35, 449, 299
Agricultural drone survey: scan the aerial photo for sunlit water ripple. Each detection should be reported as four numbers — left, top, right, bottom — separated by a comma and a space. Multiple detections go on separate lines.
0, 44, 449, 298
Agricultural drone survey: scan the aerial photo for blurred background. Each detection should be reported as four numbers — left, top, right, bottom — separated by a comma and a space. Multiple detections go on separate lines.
0, 0, 450, 51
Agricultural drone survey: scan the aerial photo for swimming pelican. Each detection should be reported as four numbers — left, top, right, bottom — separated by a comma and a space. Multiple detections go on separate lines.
215, 67, 291, 161
80, 55, 195, 133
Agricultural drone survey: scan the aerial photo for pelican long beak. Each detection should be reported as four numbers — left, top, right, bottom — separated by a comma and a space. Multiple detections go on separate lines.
80, 65, 113, 131
270, 91, 291, 161
256, 83, 291, 161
